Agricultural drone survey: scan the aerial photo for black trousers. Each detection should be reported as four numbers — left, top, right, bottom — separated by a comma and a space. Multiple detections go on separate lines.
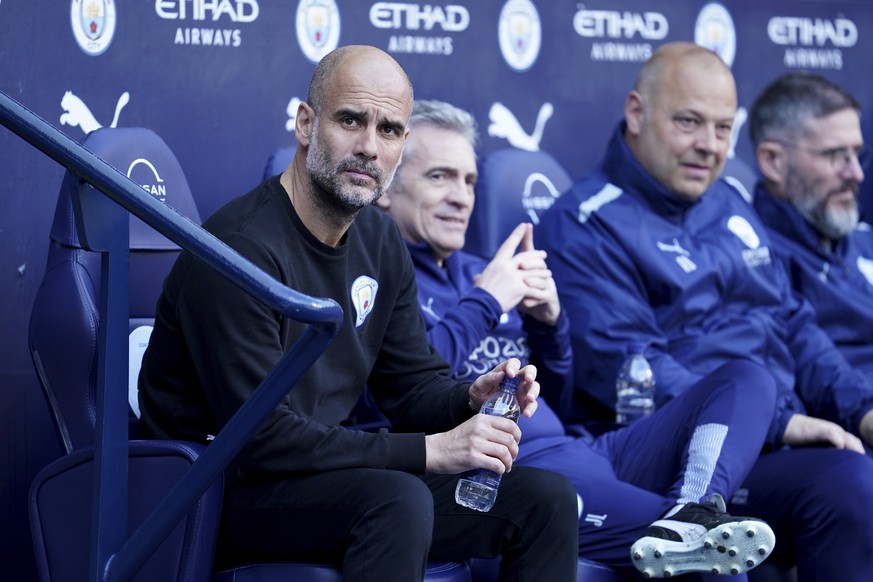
215, 466, 579, 581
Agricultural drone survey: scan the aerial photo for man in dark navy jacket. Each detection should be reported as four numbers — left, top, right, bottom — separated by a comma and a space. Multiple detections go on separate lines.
750, 73, 873, 386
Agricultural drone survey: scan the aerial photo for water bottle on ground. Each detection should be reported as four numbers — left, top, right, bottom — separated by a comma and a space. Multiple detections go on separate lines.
455, 375, 521, 512
615, 342, 655, 425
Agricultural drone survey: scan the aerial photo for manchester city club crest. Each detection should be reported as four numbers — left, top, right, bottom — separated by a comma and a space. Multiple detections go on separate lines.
498, 0, 541, 72
694, 3, 737, 68
70, 0, 117, 56
351, 275, 378, 327
296, 0, 341, 64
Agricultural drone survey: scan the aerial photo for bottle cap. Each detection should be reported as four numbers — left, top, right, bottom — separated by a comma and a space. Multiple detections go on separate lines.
500, 375, 521, 389
627, 342, 645, 355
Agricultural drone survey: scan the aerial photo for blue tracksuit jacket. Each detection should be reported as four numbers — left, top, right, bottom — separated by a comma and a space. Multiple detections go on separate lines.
536, 123, 873, 448
754, 186, 873, 377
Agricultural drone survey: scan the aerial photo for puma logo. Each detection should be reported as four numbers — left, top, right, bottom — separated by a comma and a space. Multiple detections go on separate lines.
656, 239, 690, 256
60, 90, 129, 134
658, 238, 697, 273
421, 297, 439, 321
487, 102, 553, 152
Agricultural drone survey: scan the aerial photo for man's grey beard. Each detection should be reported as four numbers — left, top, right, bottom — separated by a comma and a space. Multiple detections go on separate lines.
305, 122, 396, 216
794, 188, 859, 240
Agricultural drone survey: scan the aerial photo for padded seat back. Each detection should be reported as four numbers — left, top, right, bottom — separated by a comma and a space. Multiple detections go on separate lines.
263, 145, 294, 180
28, 127, 201, 454
466, 148, 573, 259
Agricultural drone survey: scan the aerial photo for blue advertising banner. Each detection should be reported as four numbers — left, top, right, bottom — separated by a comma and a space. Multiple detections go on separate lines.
1, 2, 871, 578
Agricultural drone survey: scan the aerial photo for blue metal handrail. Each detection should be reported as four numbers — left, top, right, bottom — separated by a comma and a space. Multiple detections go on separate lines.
0, 90, 343, 581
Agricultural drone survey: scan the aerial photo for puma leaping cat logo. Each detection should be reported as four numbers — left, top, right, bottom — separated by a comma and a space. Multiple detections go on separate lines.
487, 102, 553, 152
60, 90, 129, 135
656, 239, 690, 256
421, 297, 440, 321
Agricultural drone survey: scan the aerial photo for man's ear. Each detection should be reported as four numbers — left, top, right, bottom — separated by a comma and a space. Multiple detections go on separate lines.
624, 90, 645, 136
296, 102, 315, 147
756, 142, 789, 193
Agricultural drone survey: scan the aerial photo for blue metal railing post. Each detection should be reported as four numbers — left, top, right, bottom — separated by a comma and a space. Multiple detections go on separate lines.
73, 179, 133, 581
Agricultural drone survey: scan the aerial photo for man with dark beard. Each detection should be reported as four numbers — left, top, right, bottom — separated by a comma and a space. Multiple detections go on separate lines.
137, 45, 579, 581
750, 73, 873, 379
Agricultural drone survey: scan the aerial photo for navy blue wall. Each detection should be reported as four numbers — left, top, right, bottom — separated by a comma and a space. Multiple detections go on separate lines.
2, 1, 872, 578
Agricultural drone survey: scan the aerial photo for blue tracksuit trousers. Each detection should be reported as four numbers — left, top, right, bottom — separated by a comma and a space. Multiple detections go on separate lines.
519, 358, 872, 582
522, 358, 873, 581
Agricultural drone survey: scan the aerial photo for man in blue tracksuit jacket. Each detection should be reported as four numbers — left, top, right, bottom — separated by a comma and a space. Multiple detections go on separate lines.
536, 42, 873, 580
380, 98, 780, 580
749, 72, 873, 380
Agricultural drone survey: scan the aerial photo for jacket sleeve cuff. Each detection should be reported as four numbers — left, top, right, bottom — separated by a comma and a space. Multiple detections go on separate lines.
468, 287, 504, 322
523, 310, 571, 345
768, 394, 804, 450
386, 432, 427, 474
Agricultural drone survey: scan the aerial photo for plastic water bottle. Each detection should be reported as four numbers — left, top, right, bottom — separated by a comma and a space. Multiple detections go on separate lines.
455, 375, 521, 512
615, 343, 655, 425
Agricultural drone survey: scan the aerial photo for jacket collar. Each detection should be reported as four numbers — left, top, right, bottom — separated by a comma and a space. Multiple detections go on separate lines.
405, 239, 441, 272
601, 121, 698, 219
404, 240, 473, 294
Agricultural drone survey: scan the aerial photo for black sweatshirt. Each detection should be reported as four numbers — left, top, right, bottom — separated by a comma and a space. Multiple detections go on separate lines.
138, 176, 474, 477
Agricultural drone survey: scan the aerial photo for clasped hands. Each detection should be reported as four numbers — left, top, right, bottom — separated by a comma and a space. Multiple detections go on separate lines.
473, 223, 561, 326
